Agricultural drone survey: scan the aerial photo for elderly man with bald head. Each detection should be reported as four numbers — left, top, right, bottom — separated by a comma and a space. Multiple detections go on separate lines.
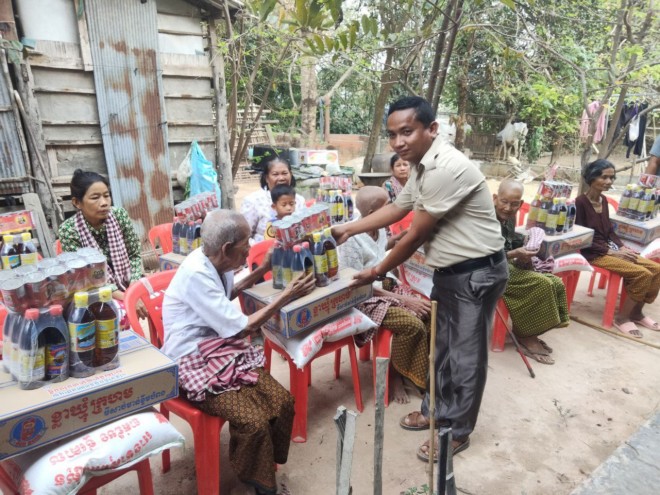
339, 186, 431, 404
162, 209, 315, 495
493, 179, 570, 365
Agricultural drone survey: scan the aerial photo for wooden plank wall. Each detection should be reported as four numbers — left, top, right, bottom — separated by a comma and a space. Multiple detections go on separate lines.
23, 0, 215, 216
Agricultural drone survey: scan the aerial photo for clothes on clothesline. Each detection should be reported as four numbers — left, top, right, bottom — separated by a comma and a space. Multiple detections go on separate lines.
579, 101, 608, 144
616, 101, 649, 158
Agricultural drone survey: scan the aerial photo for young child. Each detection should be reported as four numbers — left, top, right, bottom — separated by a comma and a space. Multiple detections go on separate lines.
264, 184, 297, 240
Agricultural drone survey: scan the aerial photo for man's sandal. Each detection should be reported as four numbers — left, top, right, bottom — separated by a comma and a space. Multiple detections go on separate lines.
416, 437, 470, 462
399, 411, 429, 431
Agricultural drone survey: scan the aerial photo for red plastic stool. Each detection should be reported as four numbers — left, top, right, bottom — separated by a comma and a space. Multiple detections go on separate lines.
587, 266, 626, 328
491, 299, 510, 352
556, 270, 580, 312
264, 335, 364, 443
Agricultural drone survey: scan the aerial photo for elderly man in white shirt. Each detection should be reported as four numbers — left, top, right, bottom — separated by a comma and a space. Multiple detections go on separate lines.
162, 209, 314, 495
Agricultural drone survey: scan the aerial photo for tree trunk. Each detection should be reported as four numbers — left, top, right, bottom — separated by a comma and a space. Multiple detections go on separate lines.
300, 55, 318, 145
362, 49, 396, 174
425, 0, 455, 104
432, 0, 464, 111
454, 30, 474, 152
208, 18, 235, 209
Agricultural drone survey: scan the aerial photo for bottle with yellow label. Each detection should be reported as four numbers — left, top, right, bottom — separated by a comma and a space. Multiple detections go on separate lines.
1, 234, 20, 270
18, 308, 45, 389
68, 291, 96, 377
20, 232, 38, 266
90, 286, 120, 370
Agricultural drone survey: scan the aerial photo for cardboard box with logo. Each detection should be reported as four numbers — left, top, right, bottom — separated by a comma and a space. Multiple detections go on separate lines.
402, 248, 434, 297
159, 253, 186, 271
516, 225, 594, 260
0, 331, 178, 460
241, 268, 373, 338
610, 214, 660, 246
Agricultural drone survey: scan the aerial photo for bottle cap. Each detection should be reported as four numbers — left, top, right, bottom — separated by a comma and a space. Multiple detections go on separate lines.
324, 227, 332, 236
49, 304, 63, 316
302, 241, 310, 249
293, 245, 301, 253
21, 232, 32, 242
25, 308, 40, 319
74, 291, 89, 307
2, 235, 12, 243
313, 232, 322, 242
99, 286, 113, 302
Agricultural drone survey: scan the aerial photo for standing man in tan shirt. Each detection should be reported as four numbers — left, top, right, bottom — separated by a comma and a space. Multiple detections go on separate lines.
333, 96, 508, 460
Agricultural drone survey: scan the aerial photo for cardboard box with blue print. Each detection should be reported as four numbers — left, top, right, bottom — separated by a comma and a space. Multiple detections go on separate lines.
241, 268, 373, 338
610, 214, 660, 245
159, 253, 186, 271
0, 331, 178, 460
516, 224, 594, 260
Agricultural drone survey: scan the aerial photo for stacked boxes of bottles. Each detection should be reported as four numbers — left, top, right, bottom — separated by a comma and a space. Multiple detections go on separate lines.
520, 181, 594, 259
611, 174, 660, 245
0, 248, 122, 390
171, 191, 219, 256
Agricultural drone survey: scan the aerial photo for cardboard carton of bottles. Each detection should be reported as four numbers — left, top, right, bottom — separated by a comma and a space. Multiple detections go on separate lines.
516, 224, 595, 260
241, 268, 373, 338
0, 331, 177, 460
610, 214, 660, 245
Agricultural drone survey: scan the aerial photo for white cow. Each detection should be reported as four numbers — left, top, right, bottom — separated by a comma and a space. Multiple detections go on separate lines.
495, 121, 528, 161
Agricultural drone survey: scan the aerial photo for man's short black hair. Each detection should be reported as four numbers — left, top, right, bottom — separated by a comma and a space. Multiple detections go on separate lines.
270, 184, 296, 204
387, 96, 436, 127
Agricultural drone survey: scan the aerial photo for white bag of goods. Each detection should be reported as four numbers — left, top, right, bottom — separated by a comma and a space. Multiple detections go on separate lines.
552, 253, 593, 273
263, 308, 376, 369
1, 409, 184, 495
641, 239, 660, 261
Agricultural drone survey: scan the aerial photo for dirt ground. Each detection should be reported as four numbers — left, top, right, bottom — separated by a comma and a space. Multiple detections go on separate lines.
100, 168, 660, 495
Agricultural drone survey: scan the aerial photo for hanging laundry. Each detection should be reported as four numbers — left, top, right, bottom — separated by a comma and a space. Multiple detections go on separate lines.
579, 101, 608, 143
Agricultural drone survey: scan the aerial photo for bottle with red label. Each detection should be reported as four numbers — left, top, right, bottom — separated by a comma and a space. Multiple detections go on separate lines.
18, 309, 45, 390
90, 286, 120, 370
68, 291, 96, 378
41, 304, 69, 382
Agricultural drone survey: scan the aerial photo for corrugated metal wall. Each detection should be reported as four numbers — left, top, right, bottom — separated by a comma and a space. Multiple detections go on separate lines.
85, 0, 173, 241
0, 52, 31, 195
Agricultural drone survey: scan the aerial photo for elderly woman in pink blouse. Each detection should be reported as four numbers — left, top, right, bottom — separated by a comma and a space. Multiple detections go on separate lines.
240, 157, 306, 243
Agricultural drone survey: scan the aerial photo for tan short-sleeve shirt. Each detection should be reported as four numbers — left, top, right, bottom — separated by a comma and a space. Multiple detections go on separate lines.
395, 138, 504, 268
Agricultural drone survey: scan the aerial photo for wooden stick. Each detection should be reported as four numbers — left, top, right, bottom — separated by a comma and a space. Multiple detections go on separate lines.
496, 306, 535, 378
571, 316, 660, 350
337, 409, 358, 495
427, 300, 438, 490
373, 357, 389, 495
334, 406, 347, 495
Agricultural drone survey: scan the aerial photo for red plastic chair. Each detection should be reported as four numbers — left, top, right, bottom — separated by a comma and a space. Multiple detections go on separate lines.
586, 266, 626, 328
516, 203, 530, 227
124, 271, 225, 495
248, 239, 274, 281
55, 239, 62, 255
263, 335, 363, 443
605, 196, 619, 214
0, 458, 154, 495
491, 299, 510, 352
148, 223, 174, 255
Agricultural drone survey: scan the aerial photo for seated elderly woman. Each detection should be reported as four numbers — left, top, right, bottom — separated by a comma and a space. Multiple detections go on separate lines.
576, 159, 660, 337
161, 210, 314, 495
494, 179, 570, 365
59, 169, 146, 316
338, 186, 430, 405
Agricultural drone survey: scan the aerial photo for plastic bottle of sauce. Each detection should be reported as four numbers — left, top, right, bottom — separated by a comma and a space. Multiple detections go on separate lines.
544, 198, 560, 235
1, 235, 20, 270
186, 221, 195, 253
628, 186, 643, 217
636, 189, 652, 221
18, 308, 45, 390
618, 184, 633, 217
282, 245, 293, 286
172, 217, 181, 254
323, 227, 339, 280
20, 233, 38, 266
301, 242, 315, 277
343, 192, 354, 222
526, 195, 541, 230
178, 221, 189, 255
68, 291, 96, 378
333, 190, 345, 224
192, 219, 203, 249
312, 232, 329, 287
42, 304, 70, 382
566, 199, 577, 231
291, 245, 305, 280
90, 286, 120, 370
557, 198, 568, 233
536, 198, 550, 230
272, 240, 284, 289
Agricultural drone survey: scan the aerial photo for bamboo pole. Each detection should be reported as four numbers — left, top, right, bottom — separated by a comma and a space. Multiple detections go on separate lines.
427, 301, 438, 489
571, 316, 660, 350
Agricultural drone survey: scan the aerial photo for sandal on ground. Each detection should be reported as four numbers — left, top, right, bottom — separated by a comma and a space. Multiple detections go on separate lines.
632, 316, 660, 331
400, 411, 429, 431
537, 338, 553, 353
613, 321, 643, 338
416, 437, 470, 463
519, 342, 555, 365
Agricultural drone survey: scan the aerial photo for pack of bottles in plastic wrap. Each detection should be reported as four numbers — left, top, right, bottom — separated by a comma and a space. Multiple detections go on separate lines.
270, 205, 340, 290
1, 232, 38, 270
525, 181, 577, 235
1, 248, 121, 389
315, 176, 354, 225
172, 191, 219, 255
616, 174, 659, 221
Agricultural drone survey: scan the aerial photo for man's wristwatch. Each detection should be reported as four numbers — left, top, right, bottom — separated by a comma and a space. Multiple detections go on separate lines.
370, 267, 386, 281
